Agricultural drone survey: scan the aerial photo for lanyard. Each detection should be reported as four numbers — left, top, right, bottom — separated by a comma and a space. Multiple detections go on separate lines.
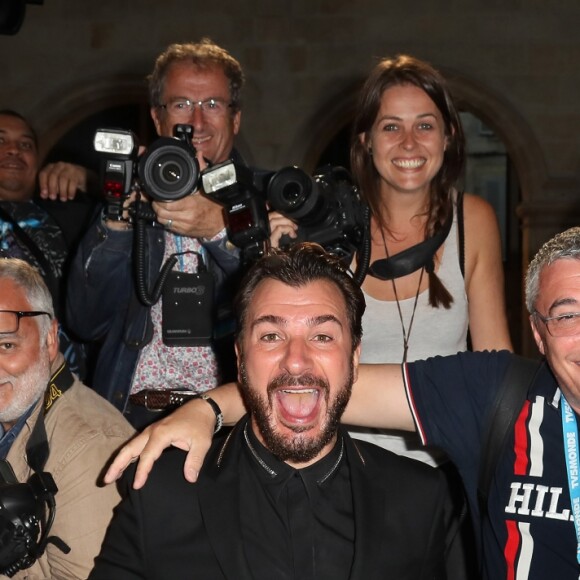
561, 394, 580, 566
174, 235, 185, 271
174, 234, 204, 272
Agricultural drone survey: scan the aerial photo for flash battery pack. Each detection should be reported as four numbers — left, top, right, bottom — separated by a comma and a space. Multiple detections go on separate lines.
162, 270, 214, 347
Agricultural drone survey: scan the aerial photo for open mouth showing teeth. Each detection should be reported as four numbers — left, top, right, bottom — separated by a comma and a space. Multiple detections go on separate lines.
392, 159, 425, 169
0, 163, 25, 170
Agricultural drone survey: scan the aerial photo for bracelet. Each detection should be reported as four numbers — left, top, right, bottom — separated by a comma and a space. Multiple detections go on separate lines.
199, 394, 223, 434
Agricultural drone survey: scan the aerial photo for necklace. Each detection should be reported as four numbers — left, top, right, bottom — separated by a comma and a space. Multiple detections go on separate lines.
380, 229, 425, 364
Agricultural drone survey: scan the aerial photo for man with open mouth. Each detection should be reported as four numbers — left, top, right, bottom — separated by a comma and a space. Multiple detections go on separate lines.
90, 243, 451, 580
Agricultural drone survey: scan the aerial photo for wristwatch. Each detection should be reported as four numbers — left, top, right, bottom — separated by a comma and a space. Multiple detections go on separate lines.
199, 394, 223, 434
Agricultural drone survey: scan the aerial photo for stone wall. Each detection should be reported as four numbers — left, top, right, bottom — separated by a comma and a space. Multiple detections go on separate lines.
2, 0, 579, 354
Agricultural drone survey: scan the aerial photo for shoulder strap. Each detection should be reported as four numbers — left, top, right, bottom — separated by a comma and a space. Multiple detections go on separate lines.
477, 355, 542, 512
456, 191, 465, 278
26, 362, 75, 472
368, 207, 453, 280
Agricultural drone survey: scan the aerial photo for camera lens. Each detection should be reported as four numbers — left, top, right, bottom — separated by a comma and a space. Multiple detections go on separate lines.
159, 161, 182, 184
267, 166, 328, 225
147, 150, 192, 198
280, 182, 302, 204
138, 138, 200, 202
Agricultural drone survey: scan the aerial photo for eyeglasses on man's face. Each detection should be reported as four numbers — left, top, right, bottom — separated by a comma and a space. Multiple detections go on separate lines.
0, 310, 52, 334
159, 98, 233, 119
534, 310, 580, 337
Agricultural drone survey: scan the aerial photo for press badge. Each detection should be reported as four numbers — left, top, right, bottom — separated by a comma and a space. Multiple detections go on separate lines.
162, 270, 214, 347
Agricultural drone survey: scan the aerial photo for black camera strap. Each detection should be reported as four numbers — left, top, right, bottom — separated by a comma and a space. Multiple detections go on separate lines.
25, 363, 73, 562
26, 362, 74, 473
368, 209, 453, 280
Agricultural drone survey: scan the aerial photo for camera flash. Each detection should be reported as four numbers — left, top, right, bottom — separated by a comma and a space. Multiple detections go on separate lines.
94, 130, 136, 156
201, 161, 237, 194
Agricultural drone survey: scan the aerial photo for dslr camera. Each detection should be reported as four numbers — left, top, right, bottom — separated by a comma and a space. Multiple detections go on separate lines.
201, 161, 369, 264
0, 461, 65, 577
94, 124, 200, 221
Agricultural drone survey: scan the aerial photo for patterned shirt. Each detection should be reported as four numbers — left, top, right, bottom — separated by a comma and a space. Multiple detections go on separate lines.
0, 200, 67, 287
131, 231, 219, 394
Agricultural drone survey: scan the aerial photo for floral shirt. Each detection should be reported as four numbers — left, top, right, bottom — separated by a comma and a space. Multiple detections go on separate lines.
131, 231, 220, 394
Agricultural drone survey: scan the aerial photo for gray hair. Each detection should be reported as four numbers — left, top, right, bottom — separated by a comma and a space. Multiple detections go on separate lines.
525, 227, 580, 313
0, 259, 54, 339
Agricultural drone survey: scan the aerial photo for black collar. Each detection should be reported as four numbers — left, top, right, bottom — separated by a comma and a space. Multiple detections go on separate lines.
242, 418, 345, 489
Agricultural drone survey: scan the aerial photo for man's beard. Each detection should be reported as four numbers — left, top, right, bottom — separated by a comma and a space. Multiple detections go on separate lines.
239, 360, 353, 464
0, 354, 51, 425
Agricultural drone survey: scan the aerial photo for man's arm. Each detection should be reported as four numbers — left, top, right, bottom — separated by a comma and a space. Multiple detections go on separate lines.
65, 215, 136, 341
343, 363, 415, 430
104, 363, 415, 488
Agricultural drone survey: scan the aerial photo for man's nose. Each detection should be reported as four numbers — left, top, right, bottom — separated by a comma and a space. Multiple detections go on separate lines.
1, 140, 19, 155
280, 337, 313, 376
189, 105, 206, 131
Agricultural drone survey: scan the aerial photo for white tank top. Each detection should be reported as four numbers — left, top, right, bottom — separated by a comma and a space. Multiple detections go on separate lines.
350, 203, 468, 465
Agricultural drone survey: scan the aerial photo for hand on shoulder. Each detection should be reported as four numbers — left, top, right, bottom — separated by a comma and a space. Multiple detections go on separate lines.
38, 162, 90, 201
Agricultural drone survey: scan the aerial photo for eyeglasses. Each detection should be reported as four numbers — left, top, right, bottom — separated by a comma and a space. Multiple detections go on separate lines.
0, 310, 52, 334
159, 98, 233, 119
534, 310, 580, 337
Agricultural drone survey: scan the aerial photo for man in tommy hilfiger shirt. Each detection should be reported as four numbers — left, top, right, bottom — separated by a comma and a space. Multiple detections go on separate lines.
308, 226, 580, 580
330, 226, 580, 580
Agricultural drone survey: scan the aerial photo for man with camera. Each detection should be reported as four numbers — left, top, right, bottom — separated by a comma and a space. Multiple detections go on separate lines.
0, 258, 134, 579
67, 39, 250, 428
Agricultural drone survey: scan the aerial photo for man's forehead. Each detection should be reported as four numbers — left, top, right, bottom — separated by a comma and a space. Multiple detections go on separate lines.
166, 61, 225, 80
247, 279, 347, 319
541, 258, 580, 281
0, 115, 35, 139
539, 258, 580, 310
164, 63, 229, 90
0, 279, 29, 310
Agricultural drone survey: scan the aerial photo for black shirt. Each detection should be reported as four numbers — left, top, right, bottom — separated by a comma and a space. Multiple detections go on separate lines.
240, 420, 354, 580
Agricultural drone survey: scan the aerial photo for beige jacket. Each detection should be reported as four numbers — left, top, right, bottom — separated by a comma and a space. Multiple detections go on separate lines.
2, 377, 135, 580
